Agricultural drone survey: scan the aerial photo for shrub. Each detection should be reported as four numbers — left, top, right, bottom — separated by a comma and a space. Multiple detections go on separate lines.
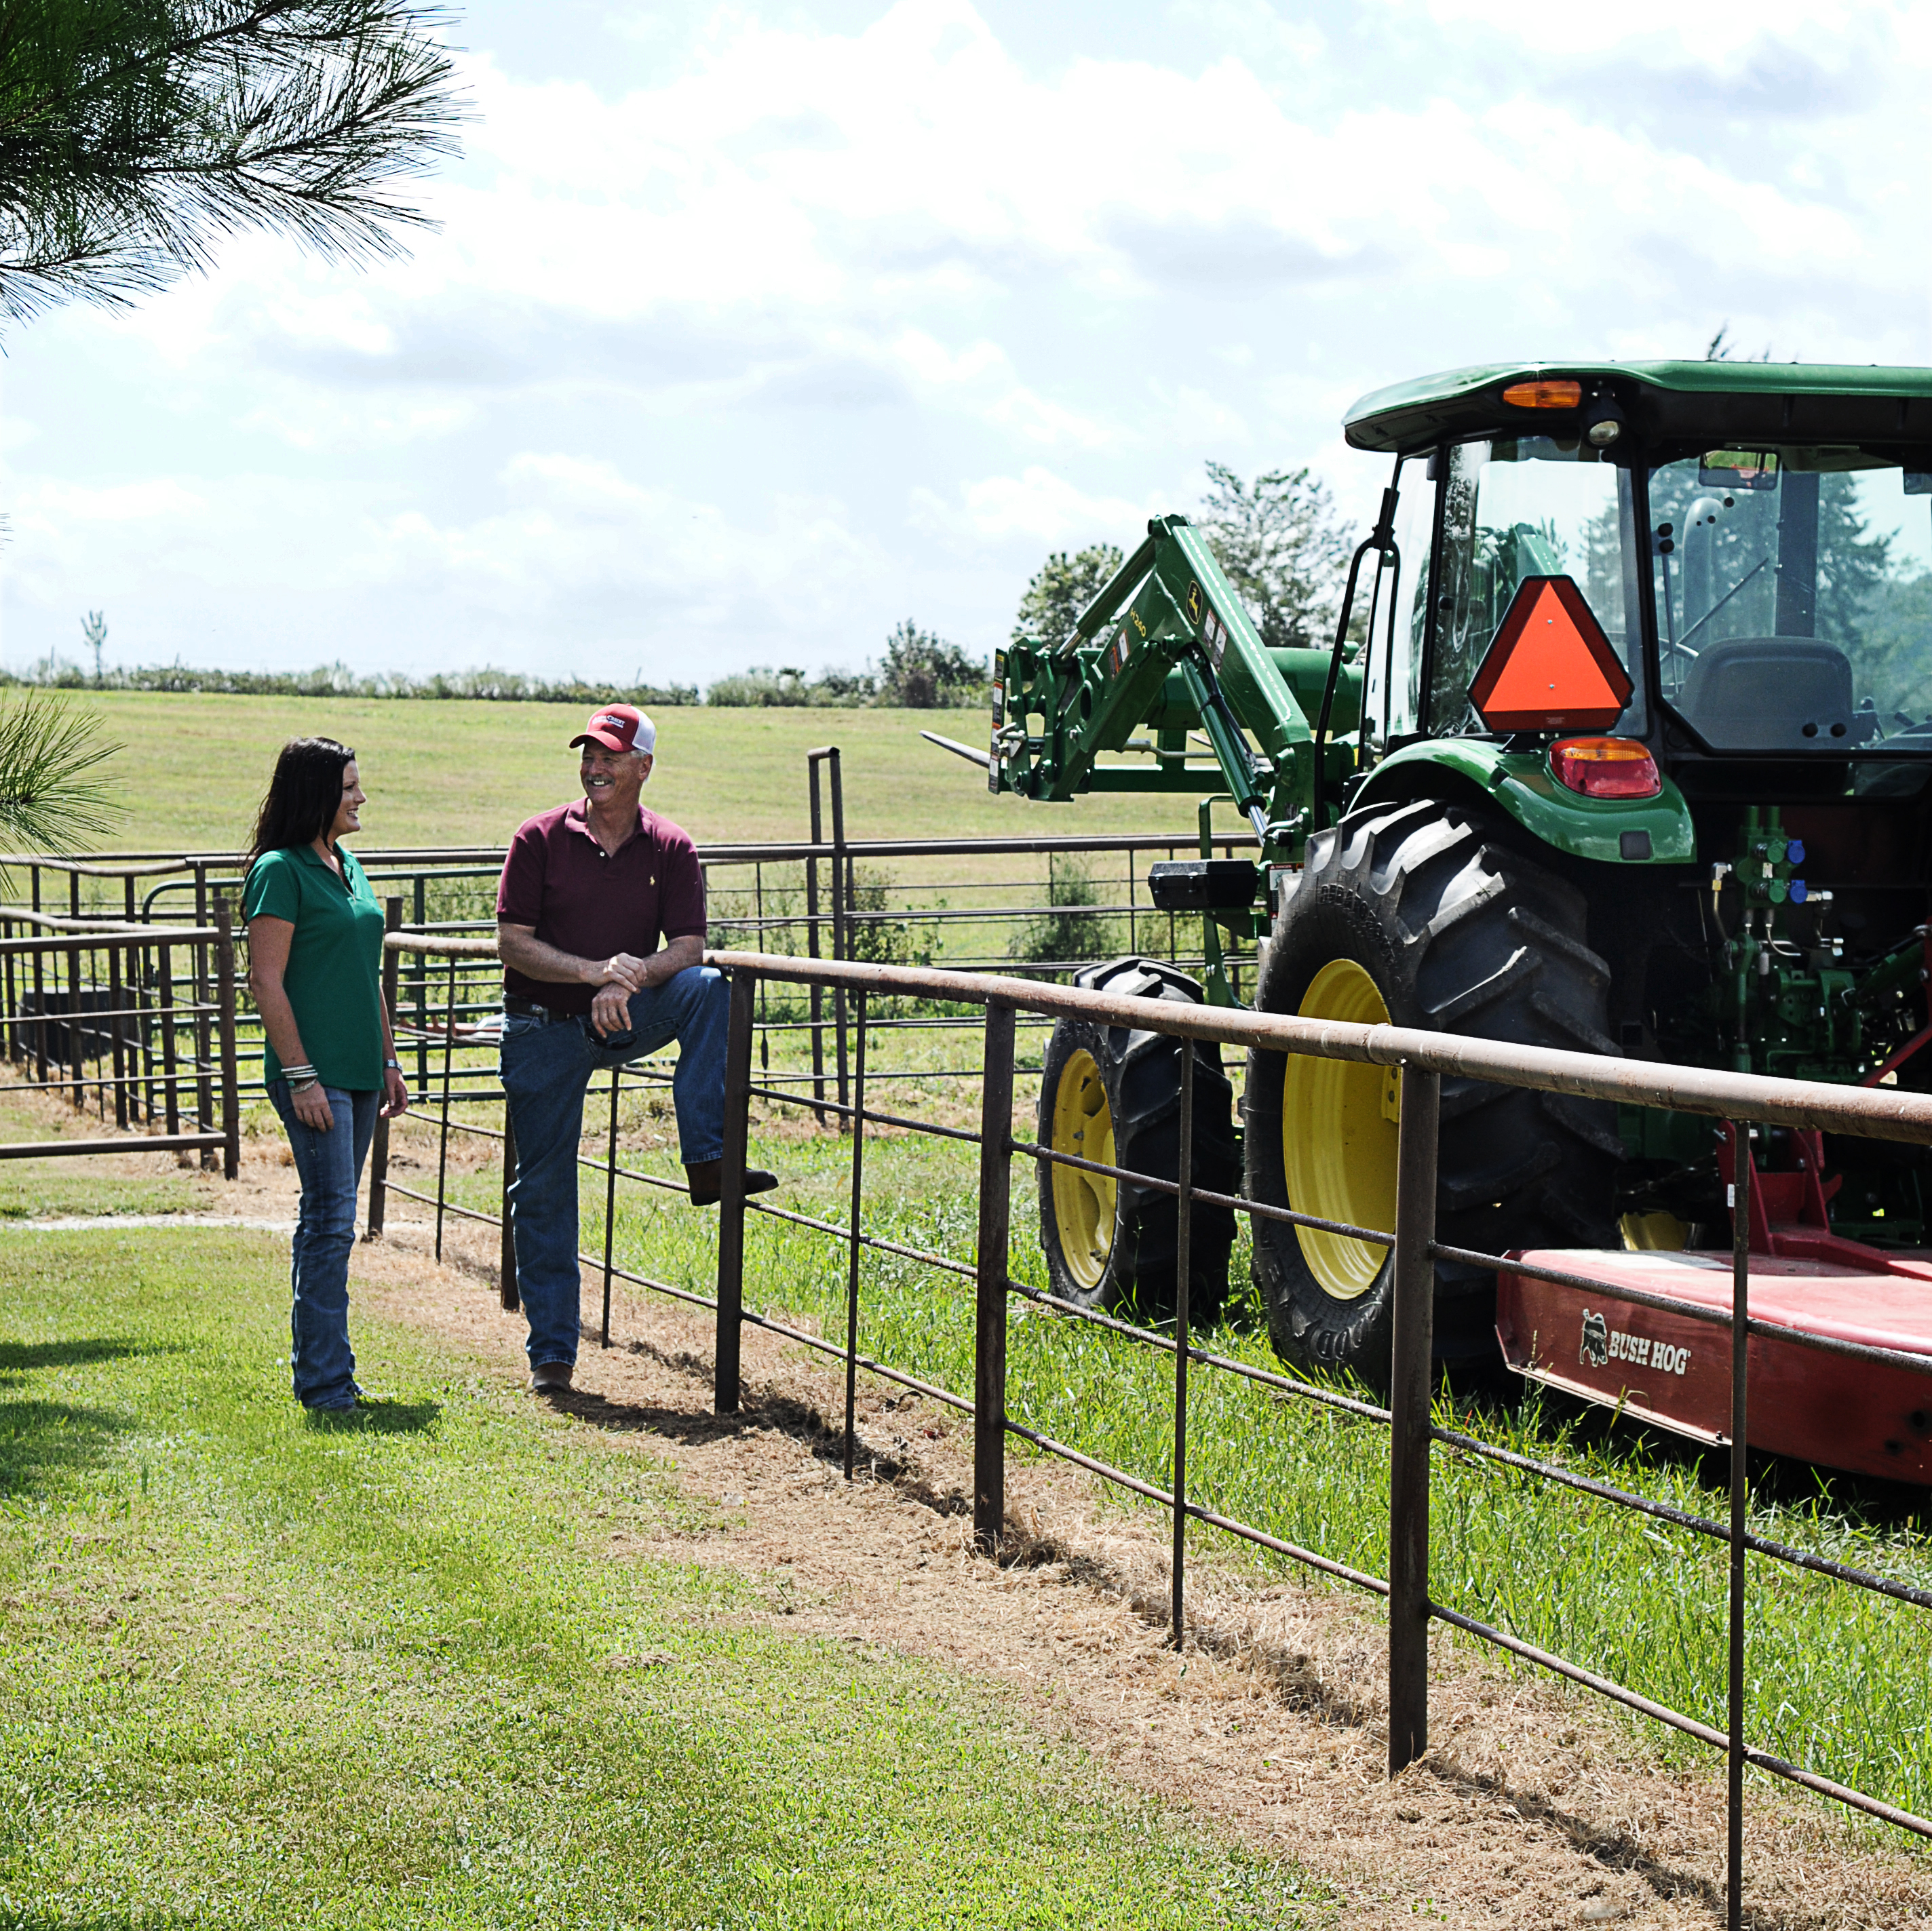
1009, 853, 1121, 971
845, 864, 929, 968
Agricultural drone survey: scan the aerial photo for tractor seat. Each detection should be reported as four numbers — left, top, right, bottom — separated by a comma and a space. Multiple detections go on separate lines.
1676, 637, 1855, 748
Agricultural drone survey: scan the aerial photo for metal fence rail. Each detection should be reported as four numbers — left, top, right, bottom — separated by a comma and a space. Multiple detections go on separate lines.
699, 950, 1932, 1931
0, 914, 240, 1171
366, 926, 1932, 1930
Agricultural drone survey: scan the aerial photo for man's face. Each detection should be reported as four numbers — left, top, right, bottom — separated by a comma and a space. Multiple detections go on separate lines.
580, 741, 652, 807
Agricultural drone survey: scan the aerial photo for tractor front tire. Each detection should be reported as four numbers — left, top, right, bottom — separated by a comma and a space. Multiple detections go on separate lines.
1037, 957, 1239, 1322
1246, 798, 1622, 1390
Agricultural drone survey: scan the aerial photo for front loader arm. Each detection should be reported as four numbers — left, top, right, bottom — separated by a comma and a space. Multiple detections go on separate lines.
990, 515, 1315, 859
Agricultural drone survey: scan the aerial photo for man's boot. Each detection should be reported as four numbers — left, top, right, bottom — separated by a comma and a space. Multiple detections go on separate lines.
685, 1160, 778, 1207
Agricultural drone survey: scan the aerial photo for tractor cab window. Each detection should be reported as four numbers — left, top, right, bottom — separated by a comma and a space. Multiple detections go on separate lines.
1649, 451, 1932, 755
1427, 438, 1642, 737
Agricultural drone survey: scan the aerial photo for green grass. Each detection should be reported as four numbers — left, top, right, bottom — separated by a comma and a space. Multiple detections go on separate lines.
0, 1226, 1326, 1929
420, 1014, 1932, 1834
0, 1092, 218, 1220
18, 694, 1208, 857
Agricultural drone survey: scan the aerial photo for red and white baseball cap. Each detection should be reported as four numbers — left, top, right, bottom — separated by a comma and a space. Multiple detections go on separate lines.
571, 704, 656, 756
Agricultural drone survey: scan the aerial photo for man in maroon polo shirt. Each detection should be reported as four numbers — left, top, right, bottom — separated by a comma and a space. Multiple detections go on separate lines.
495, 703, 777, 1394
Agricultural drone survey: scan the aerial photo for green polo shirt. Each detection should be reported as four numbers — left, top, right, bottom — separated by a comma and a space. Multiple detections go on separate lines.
243, 842, 387, 1092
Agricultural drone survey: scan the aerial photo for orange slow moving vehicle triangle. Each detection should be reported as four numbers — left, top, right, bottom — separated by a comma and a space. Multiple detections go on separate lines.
1469, 575, 1632, 731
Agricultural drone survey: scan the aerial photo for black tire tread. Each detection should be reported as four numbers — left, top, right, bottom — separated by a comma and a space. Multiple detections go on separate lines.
1245, 798, 1621, 1386
1037, 956, 1239, 1321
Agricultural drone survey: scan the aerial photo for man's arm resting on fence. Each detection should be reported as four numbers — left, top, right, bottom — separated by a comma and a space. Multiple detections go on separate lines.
496, 925, 705, 1037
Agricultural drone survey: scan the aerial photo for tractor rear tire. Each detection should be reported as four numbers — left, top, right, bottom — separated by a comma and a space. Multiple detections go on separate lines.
1245, 798, 1622, 1390
1037, 956, 1239, 1322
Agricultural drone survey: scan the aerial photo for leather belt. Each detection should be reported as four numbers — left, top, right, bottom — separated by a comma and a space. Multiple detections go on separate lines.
503, 994, 564, 1021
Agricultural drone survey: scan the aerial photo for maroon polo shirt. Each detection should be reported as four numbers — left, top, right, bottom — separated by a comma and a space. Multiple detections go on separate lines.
496, 800, 707, 1015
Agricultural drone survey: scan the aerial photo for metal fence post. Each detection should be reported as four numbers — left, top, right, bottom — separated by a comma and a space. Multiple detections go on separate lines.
1170, 1040, 1195, 1645
973, 1000, 1016, 1553
806, 754, 827, 1124
193, 865, 213, 1168
367, 902, 402, 1238
824, 752, 852, 1127
843, 990, 868, 1480
1728, 1119, 1752, 1931
1388, 1060, 1440, 1774
214, 904, 240, 1180
714, 967, 757, 1415
434, 951, 457, 1262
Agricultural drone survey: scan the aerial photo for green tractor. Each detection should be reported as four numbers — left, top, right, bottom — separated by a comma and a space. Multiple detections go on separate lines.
961, 361, 1932, 1390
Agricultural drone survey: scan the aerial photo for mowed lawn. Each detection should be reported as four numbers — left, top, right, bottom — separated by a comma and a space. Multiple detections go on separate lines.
33, 695, 1208, 855
0, 1226, 1321, 1930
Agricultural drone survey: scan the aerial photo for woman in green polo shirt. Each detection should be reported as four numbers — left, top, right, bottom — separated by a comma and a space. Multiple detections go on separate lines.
244, 737, 410, 1414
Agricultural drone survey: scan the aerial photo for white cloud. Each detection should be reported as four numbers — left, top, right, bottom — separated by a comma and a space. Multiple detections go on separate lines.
5, 0, 1931, 681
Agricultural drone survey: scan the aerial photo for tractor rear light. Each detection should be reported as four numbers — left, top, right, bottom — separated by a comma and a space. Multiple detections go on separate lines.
1502, 378, 1583, 409
1549, 737, 1661, 798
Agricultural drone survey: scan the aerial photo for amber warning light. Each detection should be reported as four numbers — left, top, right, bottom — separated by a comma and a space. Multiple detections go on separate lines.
1469, 575, 1632, 732
1501, 378, 1583, 409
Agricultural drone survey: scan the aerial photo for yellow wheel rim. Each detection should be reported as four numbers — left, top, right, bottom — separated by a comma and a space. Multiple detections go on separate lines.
1284, 960, 1400, 1300
1050, 1049, 1116, 1291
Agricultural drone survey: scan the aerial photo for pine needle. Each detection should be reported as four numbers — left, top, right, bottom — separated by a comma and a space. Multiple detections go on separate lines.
0, 688, 125, 849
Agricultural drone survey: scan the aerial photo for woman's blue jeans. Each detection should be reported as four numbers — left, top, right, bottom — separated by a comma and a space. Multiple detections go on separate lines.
268, 1080, 379, 1410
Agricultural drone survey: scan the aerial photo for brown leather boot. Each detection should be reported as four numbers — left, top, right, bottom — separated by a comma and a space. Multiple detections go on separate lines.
684, 1160, 779, 1207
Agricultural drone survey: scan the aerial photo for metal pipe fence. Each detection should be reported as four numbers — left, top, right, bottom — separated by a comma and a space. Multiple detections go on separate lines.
0, 913, 239, 1171
370, 927, 1932, 1929
706, 951, 1932, 1907
0, 825, 1262, 1127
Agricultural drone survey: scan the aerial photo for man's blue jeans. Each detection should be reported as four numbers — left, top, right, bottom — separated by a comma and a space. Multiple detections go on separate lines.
267, 1080, 380, 1411
499, 966, 729, 1369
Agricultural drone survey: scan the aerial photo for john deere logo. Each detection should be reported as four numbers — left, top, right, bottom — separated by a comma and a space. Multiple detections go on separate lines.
1186, 581, 1203, 625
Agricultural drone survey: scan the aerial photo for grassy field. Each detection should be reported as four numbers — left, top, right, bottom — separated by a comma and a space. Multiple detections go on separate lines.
396, 1010, 1932, 1837
19, 693, 1208, 855
0, 1226, 1324, 1929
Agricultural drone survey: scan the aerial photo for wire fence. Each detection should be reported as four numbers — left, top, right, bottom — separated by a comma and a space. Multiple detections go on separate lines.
0, 908, 239, 1169
9, 800, 1932, 1923
364, 928, 1932, 1931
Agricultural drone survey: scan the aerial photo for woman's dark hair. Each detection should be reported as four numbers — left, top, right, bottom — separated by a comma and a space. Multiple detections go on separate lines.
248, 737, 355, 861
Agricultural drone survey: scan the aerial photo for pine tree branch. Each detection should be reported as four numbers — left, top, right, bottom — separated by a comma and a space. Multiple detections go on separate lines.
0, 0, 464, 321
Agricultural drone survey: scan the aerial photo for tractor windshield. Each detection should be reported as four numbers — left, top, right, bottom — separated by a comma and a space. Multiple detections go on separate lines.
1649, 450, 1932, 754
1423, 437, 1643, 737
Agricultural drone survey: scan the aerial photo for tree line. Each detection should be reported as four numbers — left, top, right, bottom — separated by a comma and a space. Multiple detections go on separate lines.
26, 463, 1361, 714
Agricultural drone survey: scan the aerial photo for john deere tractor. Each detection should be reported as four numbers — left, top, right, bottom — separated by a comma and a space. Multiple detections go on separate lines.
953, 362, 1932, 1388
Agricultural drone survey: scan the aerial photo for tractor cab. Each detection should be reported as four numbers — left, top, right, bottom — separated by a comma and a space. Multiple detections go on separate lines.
1346, 362, 1932, 792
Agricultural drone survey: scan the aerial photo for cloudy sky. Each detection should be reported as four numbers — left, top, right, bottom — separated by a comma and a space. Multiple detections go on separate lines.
3, 0, 1926, 689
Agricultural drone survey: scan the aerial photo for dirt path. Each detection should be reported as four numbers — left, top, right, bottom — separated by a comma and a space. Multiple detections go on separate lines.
326, 1215, 1931, 1931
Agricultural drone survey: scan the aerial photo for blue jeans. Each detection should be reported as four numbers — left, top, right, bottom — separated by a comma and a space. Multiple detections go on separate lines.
498, 967, 729, 1369
267, 1080, 380, 1410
